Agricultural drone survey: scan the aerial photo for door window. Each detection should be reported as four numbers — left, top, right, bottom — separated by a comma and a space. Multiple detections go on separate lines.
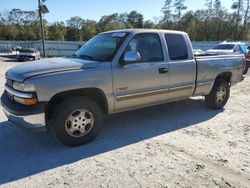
124, 33, 164, 62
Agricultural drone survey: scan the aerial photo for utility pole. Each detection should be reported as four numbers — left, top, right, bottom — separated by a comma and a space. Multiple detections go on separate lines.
38, 0, 46, 58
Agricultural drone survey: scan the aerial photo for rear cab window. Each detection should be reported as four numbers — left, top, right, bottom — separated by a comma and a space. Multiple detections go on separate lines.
164, 33, 188, 61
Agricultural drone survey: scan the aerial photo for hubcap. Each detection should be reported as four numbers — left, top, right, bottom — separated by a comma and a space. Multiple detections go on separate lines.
65, 109, 94, 137
216, 86, 227, 104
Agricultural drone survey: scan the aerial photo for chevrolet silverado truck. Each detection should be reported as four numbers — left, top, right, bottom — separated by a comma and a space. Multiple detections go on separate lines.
1, 29, 245, 146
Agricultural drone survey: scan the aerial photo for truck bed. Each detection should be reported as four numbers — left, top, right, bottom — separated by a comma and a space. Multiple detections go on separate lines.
193, 54, 244, 96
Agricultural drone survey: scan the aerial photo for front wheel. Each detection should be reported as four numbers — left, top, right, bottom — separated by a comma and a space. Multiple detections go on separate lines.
205, 79, 230, 109
52, 96, 103, 146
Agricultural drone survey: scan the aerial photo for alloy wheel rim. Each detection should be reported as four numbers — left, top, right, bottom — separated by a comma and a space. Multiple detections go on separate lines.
65, 109, 94, 137
216, 86, 227, 104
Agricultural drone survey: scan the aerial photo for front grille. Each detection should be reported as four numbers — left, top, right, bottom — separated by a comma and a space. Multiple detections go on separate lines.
6, 92, 14, 101
5, 79, 14, 101
6, 79, 13, 88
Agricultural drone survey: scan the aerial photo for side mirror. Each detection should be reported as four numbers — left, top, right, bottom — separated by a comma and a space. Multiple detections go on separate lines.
120, 51, 141, 66
248, 46, 250, 50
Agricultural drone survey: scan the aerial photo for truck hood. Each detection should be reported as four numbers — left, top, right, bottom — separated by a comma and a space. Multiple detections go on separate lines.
6, 57, 99, 82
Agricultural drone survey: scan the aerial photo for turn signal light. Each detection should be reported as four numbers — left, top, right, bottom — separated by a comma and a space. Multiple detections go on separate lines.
14, 96, 38, 106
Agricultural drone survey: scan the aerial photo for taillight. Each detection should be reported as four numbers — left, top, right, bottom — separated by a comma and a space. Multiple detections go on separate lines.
243, 58, 246, 73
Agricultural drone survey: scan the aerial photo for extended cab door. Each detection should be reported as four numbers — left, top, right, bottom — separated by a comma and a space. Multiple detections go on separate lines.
164, 33, 196, 101
112, 32, 169, 112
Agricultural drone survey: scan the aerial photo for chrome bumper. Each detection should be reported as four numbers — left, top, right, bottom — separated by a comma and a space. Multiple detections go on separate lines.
2, 107, 46, 129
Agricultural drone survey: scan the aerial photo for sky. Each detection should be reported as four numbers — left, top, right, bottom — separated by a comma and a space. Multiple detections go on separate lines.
0, 0, 233, 23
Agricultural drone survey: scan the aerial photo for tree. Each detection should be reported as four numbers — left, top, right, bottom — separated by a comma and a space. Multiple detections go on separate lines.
66, 16, 83, 29
48, 22, 66, 40
127, 11, 144, 28
205, 0, 213, 17
173, 0, 187, 21
0, 3, 250, 41
162, 0, 173, 23
143, 20, 156, 28
5, 9, 37, 24
213, 0, 222, 16
117, 13, 131, 28
235, 0, 250, 40
66, 16, 84, 41
80, 20, 97, 40
241, 0, 250, 36
232, 0, 244, 39
97, 13, 120, 32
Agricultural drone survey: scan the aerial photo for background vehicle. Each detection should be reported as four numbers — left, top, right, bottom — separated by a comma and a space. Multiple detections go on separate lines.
17, 48, 40, 61
193, 49, 205, 56
206, 42, 247, 56
1, 29, 244, 146
11, 45, 22, 52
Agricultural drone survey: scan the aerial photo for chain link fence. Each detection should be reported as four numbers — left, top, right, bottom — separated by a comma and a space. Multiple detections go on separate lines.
0, 40, 225, 57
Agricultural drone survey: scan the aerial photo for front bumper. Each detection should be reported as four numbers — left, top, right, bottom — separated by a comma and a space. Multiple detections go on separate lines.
1, 92, 46, 129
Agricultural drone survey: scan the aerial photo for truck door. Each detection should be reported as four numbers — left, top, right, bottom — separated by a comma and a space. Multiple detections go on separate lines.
164, 33, 196, 101
112, 33, 169, 112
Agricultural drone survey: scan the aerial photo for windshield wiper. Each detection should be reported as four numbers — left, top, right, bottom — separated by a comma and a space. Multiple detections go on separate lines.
78, 54, 96, 61
70, 54, 96, 61
71, 54, 77, 58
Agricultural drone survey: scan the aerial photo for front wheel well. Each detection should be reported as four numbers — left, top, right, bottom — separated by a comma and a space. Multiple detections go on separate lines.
46, 88, 108, 125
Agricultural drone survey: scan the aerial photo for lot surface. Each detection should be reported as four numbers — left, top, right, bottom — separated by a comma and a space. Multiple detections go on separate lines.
0, 53, 250, 188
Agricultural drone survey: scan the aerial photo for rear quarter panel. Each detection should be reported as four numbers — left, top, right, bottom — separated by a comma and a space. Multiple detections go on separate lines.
194, 54, 244, 96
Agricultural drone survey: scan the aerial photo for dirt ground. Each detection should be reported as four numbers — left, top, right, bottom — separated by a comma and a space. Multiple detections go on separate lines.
0, 53, 249, 188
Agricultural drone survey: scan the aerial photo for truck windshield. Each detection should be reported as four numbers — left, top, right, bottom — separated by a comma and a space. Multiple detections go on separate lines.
212, 44, 234, 50
74, 32, 128, 62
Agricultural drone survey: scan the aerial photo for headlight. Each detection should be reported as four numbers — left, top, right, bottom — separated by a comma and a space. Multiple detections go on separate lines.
13, 82, 36, 92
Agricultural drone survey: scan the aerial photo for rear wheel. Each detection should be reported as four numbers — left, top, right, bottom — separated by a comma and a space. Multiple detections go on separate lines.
243, 66, 249, 75
205, 79, 230, 109
52, 96, 103, 146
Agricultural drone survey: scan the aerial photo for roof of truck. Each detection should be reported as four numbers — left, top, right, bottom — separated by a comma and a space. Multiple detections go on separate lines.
101, 29, 187, 35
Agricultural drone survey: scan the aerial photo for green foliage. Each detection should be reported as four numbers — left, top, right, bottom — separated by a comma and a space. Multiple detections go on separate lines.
48, 22, 66, 40
127, 11, 144, 28
80, 20, 97, 41
173, 0, 187, 21
0, 3, 249, 41
161, 0, 172, 23
97, 13, 120, 32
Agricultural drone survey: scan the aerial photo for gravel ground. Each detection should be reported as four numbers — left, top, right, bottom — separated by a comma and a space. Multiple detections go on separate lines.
0, 53, 250, 188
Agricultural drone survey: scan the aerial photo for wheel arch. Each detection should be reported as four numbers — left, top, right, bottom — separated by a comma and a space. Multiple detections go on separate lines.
214, 72, 232, 85
45, 88, 109, 125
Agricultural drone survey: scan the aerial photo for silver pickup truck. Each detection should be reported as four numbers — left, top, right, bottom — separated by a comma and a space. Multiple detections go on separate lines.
1, 29, 244, 146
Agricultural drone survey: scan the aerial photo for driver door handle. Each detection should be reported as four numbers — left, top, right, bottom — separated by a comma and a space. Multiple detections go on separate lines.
159, 67, 169, 74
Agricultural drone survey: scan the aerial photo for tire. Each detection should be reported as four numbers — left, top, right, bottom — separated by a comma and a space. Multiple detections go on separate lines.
52, 96, 103, 146
243, 66, 249, 75
205, 79, 230, 109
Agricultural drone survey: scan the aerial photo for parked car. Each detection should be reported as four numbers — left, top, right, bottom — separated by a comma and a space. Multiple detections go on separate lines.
17, 48, 40, 61
206, 42, 247, 56
193, 49, 205, 56
1, 29, 245, 146
11, 45, 22, 52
